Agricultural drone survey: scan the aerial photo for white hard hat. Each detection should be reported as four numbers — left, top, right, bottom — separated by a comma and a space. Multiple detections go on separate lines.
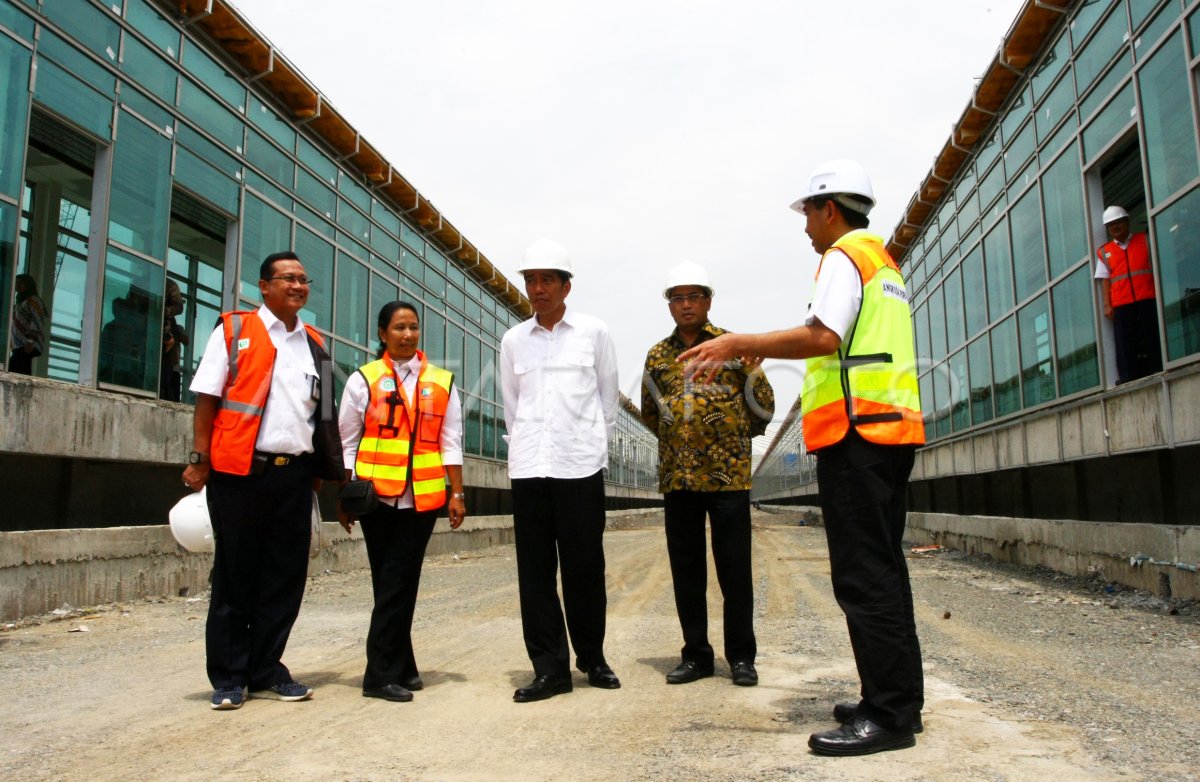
1102, 205, 1130, 224
790, 159, 876, 215
169, 487, 214, 552
516, 238, 574, 276
663, 261, 714, 300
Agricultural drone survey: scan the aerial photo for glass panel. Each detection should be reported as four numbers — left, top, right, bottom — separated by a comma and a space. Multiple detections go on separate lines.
0, 1, 35, 38
1079, 56, 1130, 121
1157, 186, 1200, 361
1191, 7, 1200, 58
335, 252, 369, 347
121, 87, 172, 133
992, 315, 1021, 416
949, 348, 969, 431
446, 321, 464, 378
166, 209, 225, 402
33, 58, 113, 140
1139, 32, 1198, 206
462, 395, 481, 455
120, 35, 176, 103
176, 125, 240, 178
297, 136, 337, 185
1019, 293, 1056, 408
370, 223, 400, 262
1071, 0, 1119, 49
294, 203, 333, 238
333, 340, 366, 401
240, 193, 291, 300
371, 199, 401, 237
1001, 87, 1031, 143
975, 130, 1002, 175
245, 129, 293, 189
1031, 31, 1070, 102
944, 265, 965, 353
1082, 80, 1135, 162
98, 246, 164, 391
928, 286, 946, 362
1052, 265, 1100, 394
0, 35, 30, 198
295, 225, 333, 331
247, 94, 296, 151
370, 274, 399, 352
1133, 2, 1177, 61
1004, 121, 1036, 181
984, 216, 1015, 322
297, 169, 335, 218
1129, 0, 1161, 30
401, 223, 424, 257
1036, 66, 1075, 143
43, 1, 119, 64
109, 111, 171, 259
245, 171, 291, 211
913, 302, 930, 365
338, 172, 371, 213
337, 198, 370, 244
173, 147, 239, 216
968, 335, 993, 425
422, 307, 445, 365
177, 79, 243, 151
919, 372, 934, 441
1011, 185, 1048, 302
1040, 111, 1078, 165
978, 160, 1006, 209
180, 41, 244, 110
962, 245, 987, 338
1042, 143, 1089, 278
1074, 6, 1128, 92
464, 333, 481, 398
126, 0, 180, 59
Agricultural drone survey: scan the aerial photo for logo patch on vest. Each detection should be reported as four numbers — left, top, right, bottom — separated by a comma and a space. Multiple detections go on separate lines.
880, 281, 909, 303
237, 338, 250, 350
380, 378, 396, 392
421, 387, 433, 397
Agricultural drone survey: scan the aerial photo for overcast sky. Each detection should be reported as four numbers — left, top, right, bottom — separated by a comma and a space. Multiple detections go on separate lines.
229, 0, 1028, 444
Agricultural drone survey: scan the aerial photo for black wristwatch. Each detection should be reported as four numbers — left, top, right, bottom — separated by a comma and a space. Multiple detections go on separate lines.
188, 451, 209, 465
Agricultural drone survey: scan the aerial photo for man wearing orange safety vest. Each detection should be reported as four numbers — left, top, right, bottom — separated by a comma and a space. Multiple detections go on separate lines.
680, 160, 924, 756
182, 251, 343, 712
1094, 205, 1162, 384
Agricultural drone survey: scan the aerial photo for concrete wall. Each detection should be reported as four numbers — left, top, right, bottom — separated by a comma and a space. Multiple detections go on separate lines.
0, 509, 662, 622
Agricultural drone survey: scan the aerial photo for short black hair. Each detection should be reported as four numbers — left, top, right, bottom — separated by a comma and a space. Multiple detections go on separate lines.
260, 251, 301, 281
523, 269, 572, 284
808, 195, 871, 229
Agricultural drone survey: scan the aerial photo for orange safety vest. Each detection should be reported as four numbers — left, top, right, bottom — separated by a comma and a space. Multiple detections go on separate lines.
354, 351, 454, 510
210, 311, 327, 476
1098, 233, 1155, 306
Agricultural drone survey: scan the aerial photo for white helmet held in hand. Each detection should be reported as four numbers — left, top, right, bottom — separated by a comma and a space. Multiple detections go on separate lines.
517, 238, 574, 276
1102, 205, 1130, 225
663, 261, 714, 300
790, 159, 876, 215
169, 487, 214, 553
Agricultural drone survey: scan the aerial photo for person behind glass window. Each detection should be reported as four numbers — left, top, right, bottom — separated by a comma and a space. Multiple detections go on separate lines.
9, 273, 47, 375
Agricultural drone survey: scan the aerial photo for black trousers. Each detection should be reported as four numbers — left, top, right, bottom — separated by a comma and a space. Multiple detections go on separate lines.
511, 471, 608, 677
816, 430, 922, 732
1113, 298, 1162, 383
205, 458, 313, 690
8, 348, 34, 375
663, 490, 756, 666
359, 504, 437, 689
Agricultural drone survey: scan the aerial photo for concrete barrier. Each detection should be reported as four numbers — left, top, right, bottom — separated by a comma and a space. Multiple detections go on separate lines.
0, 509, 664, 622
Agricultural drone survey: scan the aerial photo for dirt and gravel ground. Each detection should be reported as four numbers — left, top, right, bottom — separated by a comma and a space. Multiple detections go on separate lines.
3, 509, 1198, 782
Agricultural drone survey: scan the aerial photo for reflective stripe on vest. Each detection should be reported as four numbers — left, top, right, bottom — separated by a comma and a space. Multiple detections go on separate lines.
1099, 233, 1155, 306
801, 231, 925, 452
353, 351, 453, 510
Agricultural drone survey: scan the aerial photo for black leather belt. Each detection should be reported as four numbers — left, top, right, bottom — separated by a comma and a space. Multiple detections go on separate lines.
253, 451, 309, 468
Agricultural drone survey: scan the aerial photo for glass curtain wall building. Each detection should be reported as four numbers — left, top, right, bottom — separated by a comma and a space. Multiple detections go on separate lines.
755, 0, 1200, 523
0, 0, 656, 528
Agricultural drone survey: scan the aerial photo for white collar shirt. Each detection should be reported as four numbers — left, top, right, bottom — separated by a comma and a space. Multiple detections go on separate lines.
500, 306, 619, 479
189, 305, 319, 455
337, 353, 463, 509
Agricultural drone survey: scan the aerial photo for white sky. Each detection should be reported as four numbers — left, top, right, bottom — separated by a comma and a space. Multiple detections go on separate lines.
228, 0, 1028, 445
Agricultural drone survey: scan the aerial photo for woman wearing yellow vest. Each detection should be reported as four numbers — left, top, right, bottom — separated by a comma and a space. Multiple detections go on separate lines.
337, 301, 466, 703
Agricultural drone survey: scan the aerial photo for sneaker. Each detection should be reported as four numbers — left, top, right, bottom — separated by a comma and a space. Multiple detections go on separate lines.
252, 680, 313, 702
210, 686, 246, 710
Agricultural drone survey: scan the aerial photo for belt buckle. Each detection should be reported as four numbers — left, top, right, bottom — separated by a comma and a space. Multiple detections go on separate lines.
273, 455, 290, 466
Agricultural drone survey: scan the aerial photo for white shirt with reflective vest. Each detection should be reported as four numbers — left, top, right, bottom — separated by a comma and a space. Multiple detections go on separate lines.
805, 248, 864, 339
190, 305, 318, 455
337, 353, 464, 510
500, 306, 619, 480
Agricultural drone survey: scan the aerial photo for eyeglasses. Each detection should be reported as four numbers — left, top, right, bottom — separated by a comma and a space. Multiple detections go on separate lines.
668, 293, 709, 305
266, 274, 313, 286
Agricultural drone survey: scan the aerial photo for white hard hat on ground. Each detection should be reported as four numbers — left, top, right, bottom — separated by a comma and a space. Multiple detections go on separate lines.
663, 261, 714, 300
790, 159, 876, 215
517, 238, 574, 276
169, 488, 214, 553
1102, 205, 1130, 224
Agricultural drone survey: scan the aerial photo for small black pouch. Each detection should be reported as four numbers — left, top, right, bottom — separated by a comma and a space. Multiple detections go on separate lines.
337, 479, 378, 516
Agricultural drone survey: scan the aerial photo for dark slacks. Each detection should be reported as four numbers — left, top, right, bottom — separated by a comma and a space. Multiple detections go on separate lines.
1113, 298, 1162, 383
511, 471, 608, 677
663, 490, 756, 667
8, 348, 34, 375
205, 458, 313, 690
358, 504, 437, 689
816, 429, 922, 732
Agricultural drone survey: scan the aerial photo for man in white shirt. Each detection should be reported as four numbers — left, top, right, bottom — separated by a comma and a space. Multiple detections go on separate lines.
182, 251, 343, 711
500, 238, 621, 702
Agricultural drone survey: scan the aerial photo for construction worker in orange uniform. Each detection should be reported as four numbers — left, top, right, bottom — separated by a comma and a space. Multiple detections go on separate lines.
1094, 205, 1162, 383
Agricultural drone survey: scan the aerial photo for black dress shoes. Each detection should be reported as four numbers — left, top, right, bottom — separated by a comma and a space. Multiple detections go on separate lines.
583, 664, 621, 689
665, 660, 714, 684
403, 675, 424, 692
808, 716, 916, 756
832, 702, 923, 733
730, 661, 758, 687
513, 674, 572, 703
362, 683, 414, 703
